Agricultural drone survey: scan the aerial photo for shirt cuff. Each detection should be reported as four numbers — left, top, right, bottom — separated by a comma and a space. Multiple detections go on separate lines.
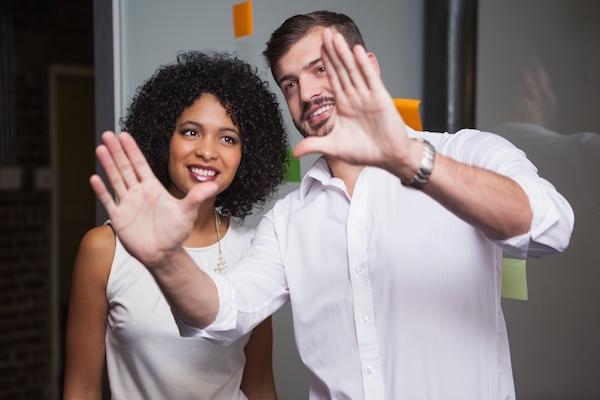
494, 174, 572, 258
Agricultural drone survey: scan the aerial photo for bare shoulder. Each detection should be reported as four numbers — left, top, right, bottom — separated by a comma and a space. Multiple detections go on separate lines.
79, 225, 116, 255
73, 225, 116, 286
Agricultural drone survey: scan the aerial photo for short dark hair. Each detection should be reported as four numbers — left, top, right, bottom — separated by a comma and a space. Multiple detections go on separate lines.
121, 51, 288, 219
263, 10, 366, 80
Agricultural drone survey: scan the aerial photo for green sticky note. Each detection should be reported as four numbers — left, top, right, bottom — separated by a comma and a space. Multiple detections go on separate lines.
284, 147, 301, 182
502, 258, 528, 301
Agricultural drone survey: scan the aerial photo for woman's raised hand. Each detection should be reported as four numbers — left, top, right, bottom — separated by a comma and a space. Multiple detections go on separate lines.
90, 131, 218, 268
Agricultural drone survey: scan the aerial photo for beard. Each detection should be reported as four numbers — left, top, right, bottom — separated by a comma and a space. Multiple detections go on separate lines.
295, 117, 334, 138
297, 96, 336, 138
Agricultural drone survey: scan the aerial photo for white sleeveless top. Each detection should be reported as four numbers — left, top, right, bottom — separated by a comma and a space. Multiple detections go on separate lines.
105, 220, 255, 400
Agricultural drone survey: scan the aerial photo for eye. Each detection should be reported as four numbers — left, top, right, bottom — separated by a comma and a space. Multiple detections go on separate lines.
220, 135, 239, 145
283, 80, 297, 94
316, 65, 326, 75
182, 129, 198, 137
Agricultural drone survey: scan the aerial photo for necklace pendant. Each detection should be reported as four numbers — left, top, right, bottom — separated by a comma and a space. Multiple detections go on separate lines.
213, 209, 227, 275
214, 254, 227, 275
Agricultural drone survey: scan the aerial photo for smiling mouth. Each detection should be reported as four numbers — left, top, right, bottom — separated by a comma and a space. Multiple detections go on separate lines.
311, 103, 334, 118
303, 103, 335, 126
188, 166, 219, 182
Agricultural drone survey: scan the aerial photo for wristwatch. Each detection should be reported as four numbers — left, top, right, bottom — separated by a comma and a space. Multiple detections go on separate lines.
403, 138, 436, 189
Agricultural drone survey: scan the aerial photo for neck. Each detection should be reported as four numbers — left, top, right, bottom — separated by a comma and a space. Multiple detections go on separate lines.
325, 156, 364, 197
193, 203, 217, 231
183, 199, 228, 247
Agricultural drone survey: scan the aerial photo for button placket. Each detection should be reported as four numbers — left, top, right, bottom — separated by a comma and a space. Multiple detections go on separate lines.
346, 184, 384, 400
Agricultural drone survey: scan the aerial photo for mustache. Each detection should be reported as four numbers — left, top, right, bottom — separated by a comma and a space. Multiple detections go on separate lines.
300, 96, 336, 121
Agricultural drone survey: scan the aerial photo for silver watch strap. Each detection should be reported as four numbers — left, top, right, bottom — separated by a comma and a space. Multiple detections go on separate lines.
404, 138, 436, 189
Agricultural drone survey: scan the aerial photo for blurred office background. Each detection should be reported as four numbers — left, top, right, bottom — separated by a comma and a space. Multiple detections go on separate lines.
0, 0, 597, 398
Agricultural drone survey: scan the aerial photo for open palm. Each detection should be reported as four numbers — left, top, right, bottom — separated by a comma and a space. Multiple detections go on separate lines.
90, 131, 217, 267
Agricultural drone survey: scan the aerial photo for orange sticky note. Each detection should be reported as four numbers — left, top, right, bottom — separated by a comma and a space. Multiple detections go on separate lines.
232, 1, 253, 38
393, 98, 422, 131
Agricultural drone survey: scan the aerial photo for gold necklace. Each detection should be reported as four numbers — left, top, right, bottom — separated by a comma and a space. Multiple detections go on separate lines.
214, 209, 227, 275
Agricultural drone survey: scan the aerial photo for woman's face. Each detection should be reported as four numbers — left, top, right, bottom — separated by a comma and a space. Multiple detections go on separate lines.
168, 93, 242, 200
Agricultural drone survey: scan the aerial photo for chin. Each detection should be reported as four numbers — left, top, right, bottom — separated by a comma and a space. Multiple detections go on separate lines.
314, 123, 334, 137
298, 119, 334, 138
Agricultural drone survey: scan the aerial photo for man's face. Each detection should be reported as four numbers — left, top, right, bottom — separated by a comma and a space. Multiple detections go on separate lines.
275, 27, 336, 138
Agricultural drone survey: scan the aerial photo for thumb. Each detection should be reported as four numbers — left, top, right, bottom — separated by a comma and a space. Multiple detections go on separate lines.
182, 182, 219, 212
293, 136, 333, 158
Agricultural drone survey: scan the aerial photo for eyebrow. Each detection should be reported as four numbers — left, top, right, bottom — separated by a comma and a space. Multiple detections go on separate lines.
276, 57, 323, 87
178, 120, 240, 135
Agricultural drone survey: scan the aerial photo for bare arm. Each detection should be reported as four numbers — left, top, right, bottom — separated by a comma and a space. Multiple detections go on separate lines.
90, 131, 219, 328
63, 226, 114, 399
241, 317, 277, 400
294, 29, 532, 240
147, 249, 219, 328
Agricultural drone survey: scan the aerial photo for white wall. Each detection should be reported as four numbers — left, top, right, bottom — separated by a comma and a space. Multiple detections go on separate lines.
116, 1, 423, 398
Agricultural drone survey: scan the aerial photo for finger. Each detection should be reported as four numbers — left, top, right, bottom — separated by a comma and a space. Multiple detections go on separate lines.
332, 32, 368, 94
96, 144, 127, 198
119, 131, 155, 180
102, 131, 139, 188
322, 45, 346, 106
293, 136, 334, 158
182, 182, 219, 213
353, 44, 384, 93
322, 29, 355, 97
90, 175, 117, 216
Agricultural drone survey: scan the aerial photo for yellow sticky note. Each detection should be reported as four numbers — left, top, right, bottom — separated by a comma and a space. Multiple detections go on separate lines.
502, 258, 528, 301
232, 1, 253, 38
393, 98, 423, 131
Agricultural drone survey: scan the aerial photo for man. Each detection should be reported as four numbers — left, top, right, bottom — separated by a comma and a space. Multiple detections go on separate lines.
93, 11, 573, 399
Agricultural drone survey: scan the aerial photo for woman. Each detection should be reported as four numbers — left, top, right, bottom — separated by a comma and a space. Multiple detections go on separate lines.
63, 52, 288, 399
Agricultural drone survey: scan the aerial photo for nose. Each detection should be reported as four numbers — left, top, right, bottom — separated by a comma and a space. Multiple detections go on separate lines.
298, 74, 322, 103
194, 136, 216, 161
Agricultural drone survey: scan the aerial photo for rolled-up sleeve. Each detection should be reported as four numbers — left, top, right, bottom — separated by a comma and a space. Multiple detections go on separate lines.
177, 210, 290, 344
442, 129, 574, 258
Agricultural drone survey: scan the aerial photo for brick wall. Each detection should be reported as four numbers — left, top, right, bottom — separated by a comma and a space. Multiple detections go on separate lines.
0, 192, 51, 399
0, 0, 92, 398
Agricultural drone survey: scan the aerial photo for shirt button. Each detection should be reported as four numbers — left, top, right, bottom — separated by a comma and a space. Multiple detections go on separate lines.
355, 265, 362, 274
366, 366, 375, 374
361, 315, 369, 324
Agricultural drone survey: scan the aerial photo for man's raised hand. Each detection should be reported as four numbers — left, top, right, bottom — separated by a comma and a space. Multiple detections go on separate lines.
293, 28, 414, 171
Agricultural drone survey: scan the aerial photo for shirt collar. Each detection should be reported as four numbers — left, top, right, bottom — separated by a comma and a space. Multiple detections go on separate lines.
299, 157, 332, 200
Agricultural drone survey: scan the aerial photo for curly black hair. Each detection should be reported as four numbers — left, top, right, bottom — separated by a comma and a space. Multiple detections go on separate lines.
121, 51, 288, 219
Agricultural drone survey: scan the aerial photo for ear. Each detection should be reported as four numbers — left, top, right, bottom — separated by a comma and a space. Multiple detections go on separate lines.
366, 52, 381, 75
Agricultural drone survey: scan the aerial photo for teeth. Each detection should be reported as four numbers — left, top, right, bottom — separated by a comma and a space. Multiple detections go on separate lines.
311, 104, 333, 118
190, 167, 216, 177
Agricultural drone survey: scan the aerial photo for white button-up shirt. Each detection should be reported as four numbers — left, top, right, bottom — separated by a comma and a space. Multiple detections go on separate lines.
180, 128, 574, 399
